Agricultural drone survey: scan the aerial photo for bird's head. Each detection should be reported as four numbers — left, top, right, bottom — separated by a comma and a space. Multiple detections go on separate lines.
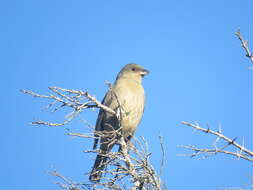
116, 63, 149, 83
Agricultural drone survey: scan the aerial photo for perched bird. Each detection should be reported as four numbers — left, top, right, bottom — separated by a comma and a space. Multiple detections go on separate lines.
89, 63, 149, 182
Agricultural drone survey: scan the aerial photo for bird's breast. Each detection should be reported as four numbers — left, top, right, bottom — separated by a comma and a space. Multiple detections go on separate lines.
113, 79, 145, 136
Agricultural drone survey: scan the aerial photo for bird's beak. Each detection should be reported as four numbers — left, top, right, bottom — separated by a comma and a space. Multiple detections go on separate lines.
140, 69, 150, 76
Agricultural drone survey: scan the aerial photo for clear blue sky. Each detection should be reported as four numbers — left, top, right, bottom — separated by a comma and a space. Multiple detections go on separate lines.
2, 0, 253, 189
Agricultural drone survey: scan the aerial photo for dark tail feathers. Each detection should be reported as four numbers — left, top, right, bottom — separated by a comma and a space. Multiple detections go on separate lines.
89, 154, 108, 182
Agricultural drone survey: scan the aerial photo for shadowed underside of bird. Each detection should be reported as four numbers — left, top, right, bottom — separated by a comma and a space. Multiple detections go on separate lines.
89, 63, 149, 182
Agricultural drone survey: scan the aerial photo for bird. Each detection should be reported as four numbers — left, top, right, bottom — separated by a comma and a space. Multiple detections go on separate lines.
89, 63, 149, 182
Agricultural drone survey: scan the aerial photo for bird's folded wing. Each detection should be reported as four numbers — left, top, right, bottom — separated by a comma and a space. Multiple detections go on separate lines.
93, 90, 116, 149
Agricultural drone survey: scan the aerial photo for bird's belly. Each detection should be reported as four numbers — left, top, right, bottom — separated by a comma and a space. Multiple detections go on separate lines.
120, 94, 144, 137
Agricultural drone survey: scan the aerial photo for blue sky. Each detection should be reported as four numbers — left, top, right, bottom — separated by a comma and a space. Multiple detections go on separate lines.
2, 0, 253, 189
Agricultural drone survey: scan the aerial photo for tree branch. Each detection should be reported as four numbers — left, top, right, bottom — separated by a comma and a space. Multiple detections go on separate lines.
22, 87, 115, 126
24, 86, 163, 190
180, 121, 253, 162
235, 29, 253, 66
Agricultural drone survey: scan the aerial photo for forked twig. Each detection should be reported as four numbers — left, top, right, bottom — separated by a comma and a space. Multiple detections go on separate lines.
180, 121, 253, 162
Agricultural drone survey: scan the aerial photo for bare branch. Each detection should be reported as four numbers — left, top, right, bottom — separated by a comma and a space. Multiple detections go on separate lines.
180, 121, 253, 162
24, 86, 163, 190
50, 170, 83, 190
235, 29, 253, 66
158, 136, 165, 177
22, 87, 115, 126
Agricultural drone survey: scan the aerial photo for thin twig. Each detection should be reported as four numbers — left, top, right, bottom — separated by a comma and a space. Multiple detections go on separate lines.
24, 86, 163, 190
181, 121, 253, 163
235, 29, 253, 66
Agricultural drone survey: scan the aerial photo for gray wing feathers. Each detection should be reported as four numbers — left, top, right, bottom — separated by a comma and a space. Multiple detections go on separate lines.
93, 90, 115, 150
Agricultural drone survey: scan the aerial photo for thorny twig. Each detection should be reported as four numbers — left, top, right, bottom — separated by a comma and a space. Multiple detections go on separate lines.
158, 136, 165, 177
180, 121, 253, 162
50, 170, 83, 190
24, 87, 163, 190
22, 87, 115, 126
50, 133, 163, 190
235, 29, 253, 67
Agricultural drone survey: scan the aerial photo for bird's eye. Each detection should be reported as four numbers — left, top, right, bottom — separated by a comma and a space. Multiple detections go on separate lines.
131, 68, 136, 71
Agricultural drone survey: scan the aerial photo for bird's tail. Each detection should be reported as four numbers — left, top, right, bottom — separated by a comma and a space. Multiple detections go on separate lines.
89, 154, 108, 182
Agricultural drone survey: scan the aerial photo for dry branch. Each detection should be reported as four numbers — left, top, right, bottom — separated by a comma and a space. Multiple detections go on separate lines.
180, 121, 253, 162
22, 87, 115, 126
23, 86, 163, 190
235, 29, 253, 66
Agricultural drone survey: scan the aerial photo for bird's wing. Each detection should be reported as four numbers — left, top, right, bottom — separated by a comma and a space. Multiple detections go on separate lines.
93, 90, 114, 149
